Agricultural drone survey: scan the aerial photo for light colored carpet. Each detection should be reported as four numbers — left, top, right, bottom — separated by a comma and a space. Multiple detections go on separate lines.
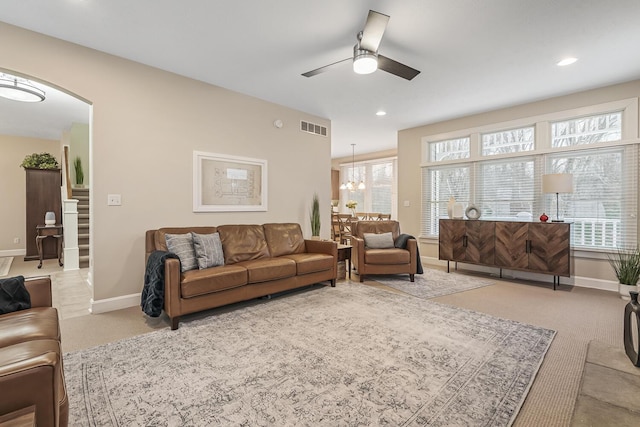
0, 257, 13, 277
375, 268, 495, 298
64, 283, 554, 426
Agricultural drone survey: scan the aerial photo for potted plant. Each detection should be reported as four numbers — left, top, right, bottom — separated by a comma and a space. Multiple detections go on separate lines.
607, 246, 640, 300
73, 156, 84, 187
20, 152, 59, 169
310, 193, 321, 239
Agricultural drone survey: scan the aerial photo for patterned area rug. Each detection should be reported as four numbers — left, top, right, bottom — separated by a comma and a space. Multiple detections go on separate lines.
374, 268, 496, 299
64, 283, 554, 426
0, 257, 13, 277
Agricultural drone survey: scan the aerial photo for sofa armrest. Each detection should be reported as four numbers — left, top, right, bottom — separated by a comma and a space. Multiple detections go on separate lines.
406, 238, 418, 273
304, 239, 337, 258
23, 277, 52, 308
352, 237, 365, 271
163, 258, 182, 320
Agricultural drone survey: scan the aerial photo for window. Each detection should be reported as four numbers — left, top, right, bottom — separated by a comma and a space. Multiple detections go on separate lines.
547, 146, 637, 249
422, 165, 470, 235
476, 158, 538, 220
551, 111, 622, 147
430, 137, 470, 162
482, 126, 534, 156
420, 99, 639, 252
340, 158, 397, 216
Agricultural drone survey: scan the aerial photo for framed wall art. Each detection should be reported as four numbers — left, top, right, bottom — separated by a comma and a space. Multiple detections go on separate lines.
193, 151, 267, 212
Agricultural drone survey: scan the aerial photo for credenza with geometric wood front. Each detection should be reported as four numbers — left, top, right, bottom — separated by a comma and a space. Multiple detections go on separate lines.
439, 219, 571, 289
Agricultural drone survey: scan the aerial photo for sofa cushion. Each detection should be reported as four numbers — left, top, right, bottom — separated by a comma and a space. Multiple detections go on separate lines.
217, 225, 270, 264
165, 233, 198, 272
237, 258, 296, 284
181, 265, 248, 298
0, 307, 60, 348
365, 248, 410, 265
192, 232, 224, 269
155, 227, 218, 251
363, 232, 395, 249
0, 276, 31, 314
281, 253, 334, 275
263, 223, 306, 257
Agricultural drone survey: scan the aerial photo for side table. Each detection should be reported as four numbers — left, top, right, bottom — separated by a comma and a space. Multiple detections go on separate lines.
337, 244, 352, 279
35, 224, 63, 269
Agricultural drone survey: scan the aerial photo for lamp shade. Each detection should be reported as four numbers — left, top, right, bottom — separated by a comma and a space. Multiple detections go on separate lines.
542, 173, 573, 194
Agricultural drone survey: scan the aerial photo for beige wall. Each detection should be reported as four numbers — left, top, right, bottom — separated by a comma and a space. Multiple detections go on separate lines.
398, 79, 640, 284
1, 22, 332, 304
0, 134, 61, 254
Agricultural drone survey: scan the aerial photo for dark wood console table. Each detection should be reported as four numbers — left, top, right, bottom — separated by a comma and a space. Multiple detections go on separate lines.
438, 219, 571, 290
35, 225, 63, 269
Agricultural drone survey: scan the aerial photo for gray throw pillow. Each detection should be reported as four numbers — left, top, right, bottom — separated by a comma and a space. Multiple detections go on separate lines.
165, 233, 198, 272
363, 232, 395, 249
192, 232, 224, 269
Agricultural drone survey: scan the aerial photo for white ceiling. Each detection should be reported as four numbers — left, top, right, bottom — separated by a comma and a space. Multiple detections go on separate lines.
2, 0, 640, 158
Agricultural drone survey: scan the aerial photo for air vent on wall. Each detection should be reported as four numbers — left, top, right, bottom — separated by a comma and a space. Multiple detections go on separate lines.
300, 120, 327, 137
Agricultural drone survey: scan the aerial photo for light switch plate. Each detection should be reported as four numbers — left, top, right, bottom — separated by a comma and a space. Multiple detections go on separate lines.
107, 194, 121, 206
403, 200, 410, 207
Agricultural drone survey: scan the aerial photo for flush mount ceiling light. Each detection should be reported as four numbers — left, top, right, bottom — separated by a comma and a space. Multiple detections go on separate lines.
557, 57, 578, 67
376, 110, 386, 116
0, 73, 46, 102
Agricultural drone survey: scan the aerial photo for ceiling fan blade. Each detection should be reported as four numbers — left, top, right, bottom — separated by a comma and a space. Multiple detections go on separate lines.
302, 58, 351, 77
377, 55, 421, 80
359, 10, 389, 52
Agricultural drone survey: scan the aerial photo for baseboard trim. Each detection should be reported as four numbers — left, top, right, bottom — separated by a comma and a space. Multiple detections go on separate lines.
421, 256, 618, 293
90, 293, 140, 314
0, 249, 26, 257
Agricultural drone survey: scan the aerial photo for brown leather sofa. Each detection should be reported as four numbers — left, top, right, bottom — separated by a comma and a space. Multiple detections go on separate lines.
351, 220, 418, 282
0, 276, 68, 427
145, 223, 337, 329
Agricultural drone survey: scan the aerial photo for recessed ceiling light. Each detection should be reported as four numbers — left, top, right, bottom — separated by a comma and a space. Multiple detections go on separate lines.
376, 111, 386, 116
557, 57, 578, 67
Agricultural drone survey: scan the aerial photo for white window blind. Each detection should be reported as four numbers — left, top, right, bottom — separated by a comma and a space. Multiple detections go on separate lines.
476, 158, 540, 221
421, 165, 470, 236
370, 161, 393, 214
340, 158, 397, 216
547, 146, 638, 249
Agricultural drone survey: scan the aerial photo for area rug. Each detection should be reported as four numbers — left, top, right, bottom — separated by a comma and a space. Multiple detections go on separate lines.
374, 268, 496, 299
0, 257, 13, 277
64, 283, 554, 426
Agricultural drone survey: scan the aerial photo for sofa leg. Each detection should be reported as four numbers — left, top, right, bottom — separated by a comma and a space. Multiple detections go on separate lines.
171, 317, 179, 330
359, 275, 364, 282
330, 279, 336, 287
410, 274, 415, 282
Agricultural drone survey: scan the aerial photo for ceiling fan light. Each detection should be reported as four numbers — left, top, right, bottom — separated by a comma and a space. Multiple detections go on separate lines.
353, 52, 378, 74
0, 74, 45, 102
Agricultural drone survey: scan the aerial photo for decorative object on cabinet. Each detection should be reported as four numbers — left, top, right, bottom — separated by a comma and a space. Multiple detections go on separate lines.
465, 204, 481, 220
451, 203, 464, 219
623, 291, 640, 366
20, 152, 59, 169
439, 219, 571, 290
606, 246, 640, 300
447, 196, 456, 218
539, 213, 549, 223
542, 173, 573, 222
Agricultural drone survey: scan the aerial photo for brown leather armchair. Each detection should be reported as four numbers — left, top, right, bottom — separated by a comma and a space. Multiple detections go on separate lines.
351, 220, 417, 282
0, 276, 68, 427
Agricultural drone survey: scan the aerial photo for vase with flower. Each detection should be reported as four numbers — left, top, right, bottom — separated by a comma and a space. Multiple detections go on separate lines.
346, 200, 358, 217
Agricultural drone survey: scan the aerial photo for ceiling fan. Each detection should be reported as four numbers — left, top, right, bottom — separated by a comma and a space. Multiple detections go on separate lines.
302, 10, 420, 81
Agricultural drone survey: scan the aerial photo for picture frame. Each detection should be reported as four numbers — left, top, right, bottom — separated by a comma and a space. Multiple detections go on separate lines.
193, 151, 267, 212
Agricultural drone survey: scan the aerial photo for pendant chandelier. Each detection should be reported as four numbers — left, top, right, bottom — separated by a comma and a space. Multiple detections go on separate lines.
340, 144, 365, 191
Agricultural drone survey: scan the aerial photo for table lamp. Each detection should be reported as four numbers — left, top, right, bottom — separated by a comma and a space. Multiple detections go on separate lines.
542, 173, 573, 222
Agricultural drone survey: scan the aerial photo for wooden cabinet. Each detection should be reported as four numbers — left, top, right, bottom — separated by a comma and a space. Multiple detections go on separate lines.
24, 168, 62, 261
439, 219, 571, 287
439, 219, 495, 265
